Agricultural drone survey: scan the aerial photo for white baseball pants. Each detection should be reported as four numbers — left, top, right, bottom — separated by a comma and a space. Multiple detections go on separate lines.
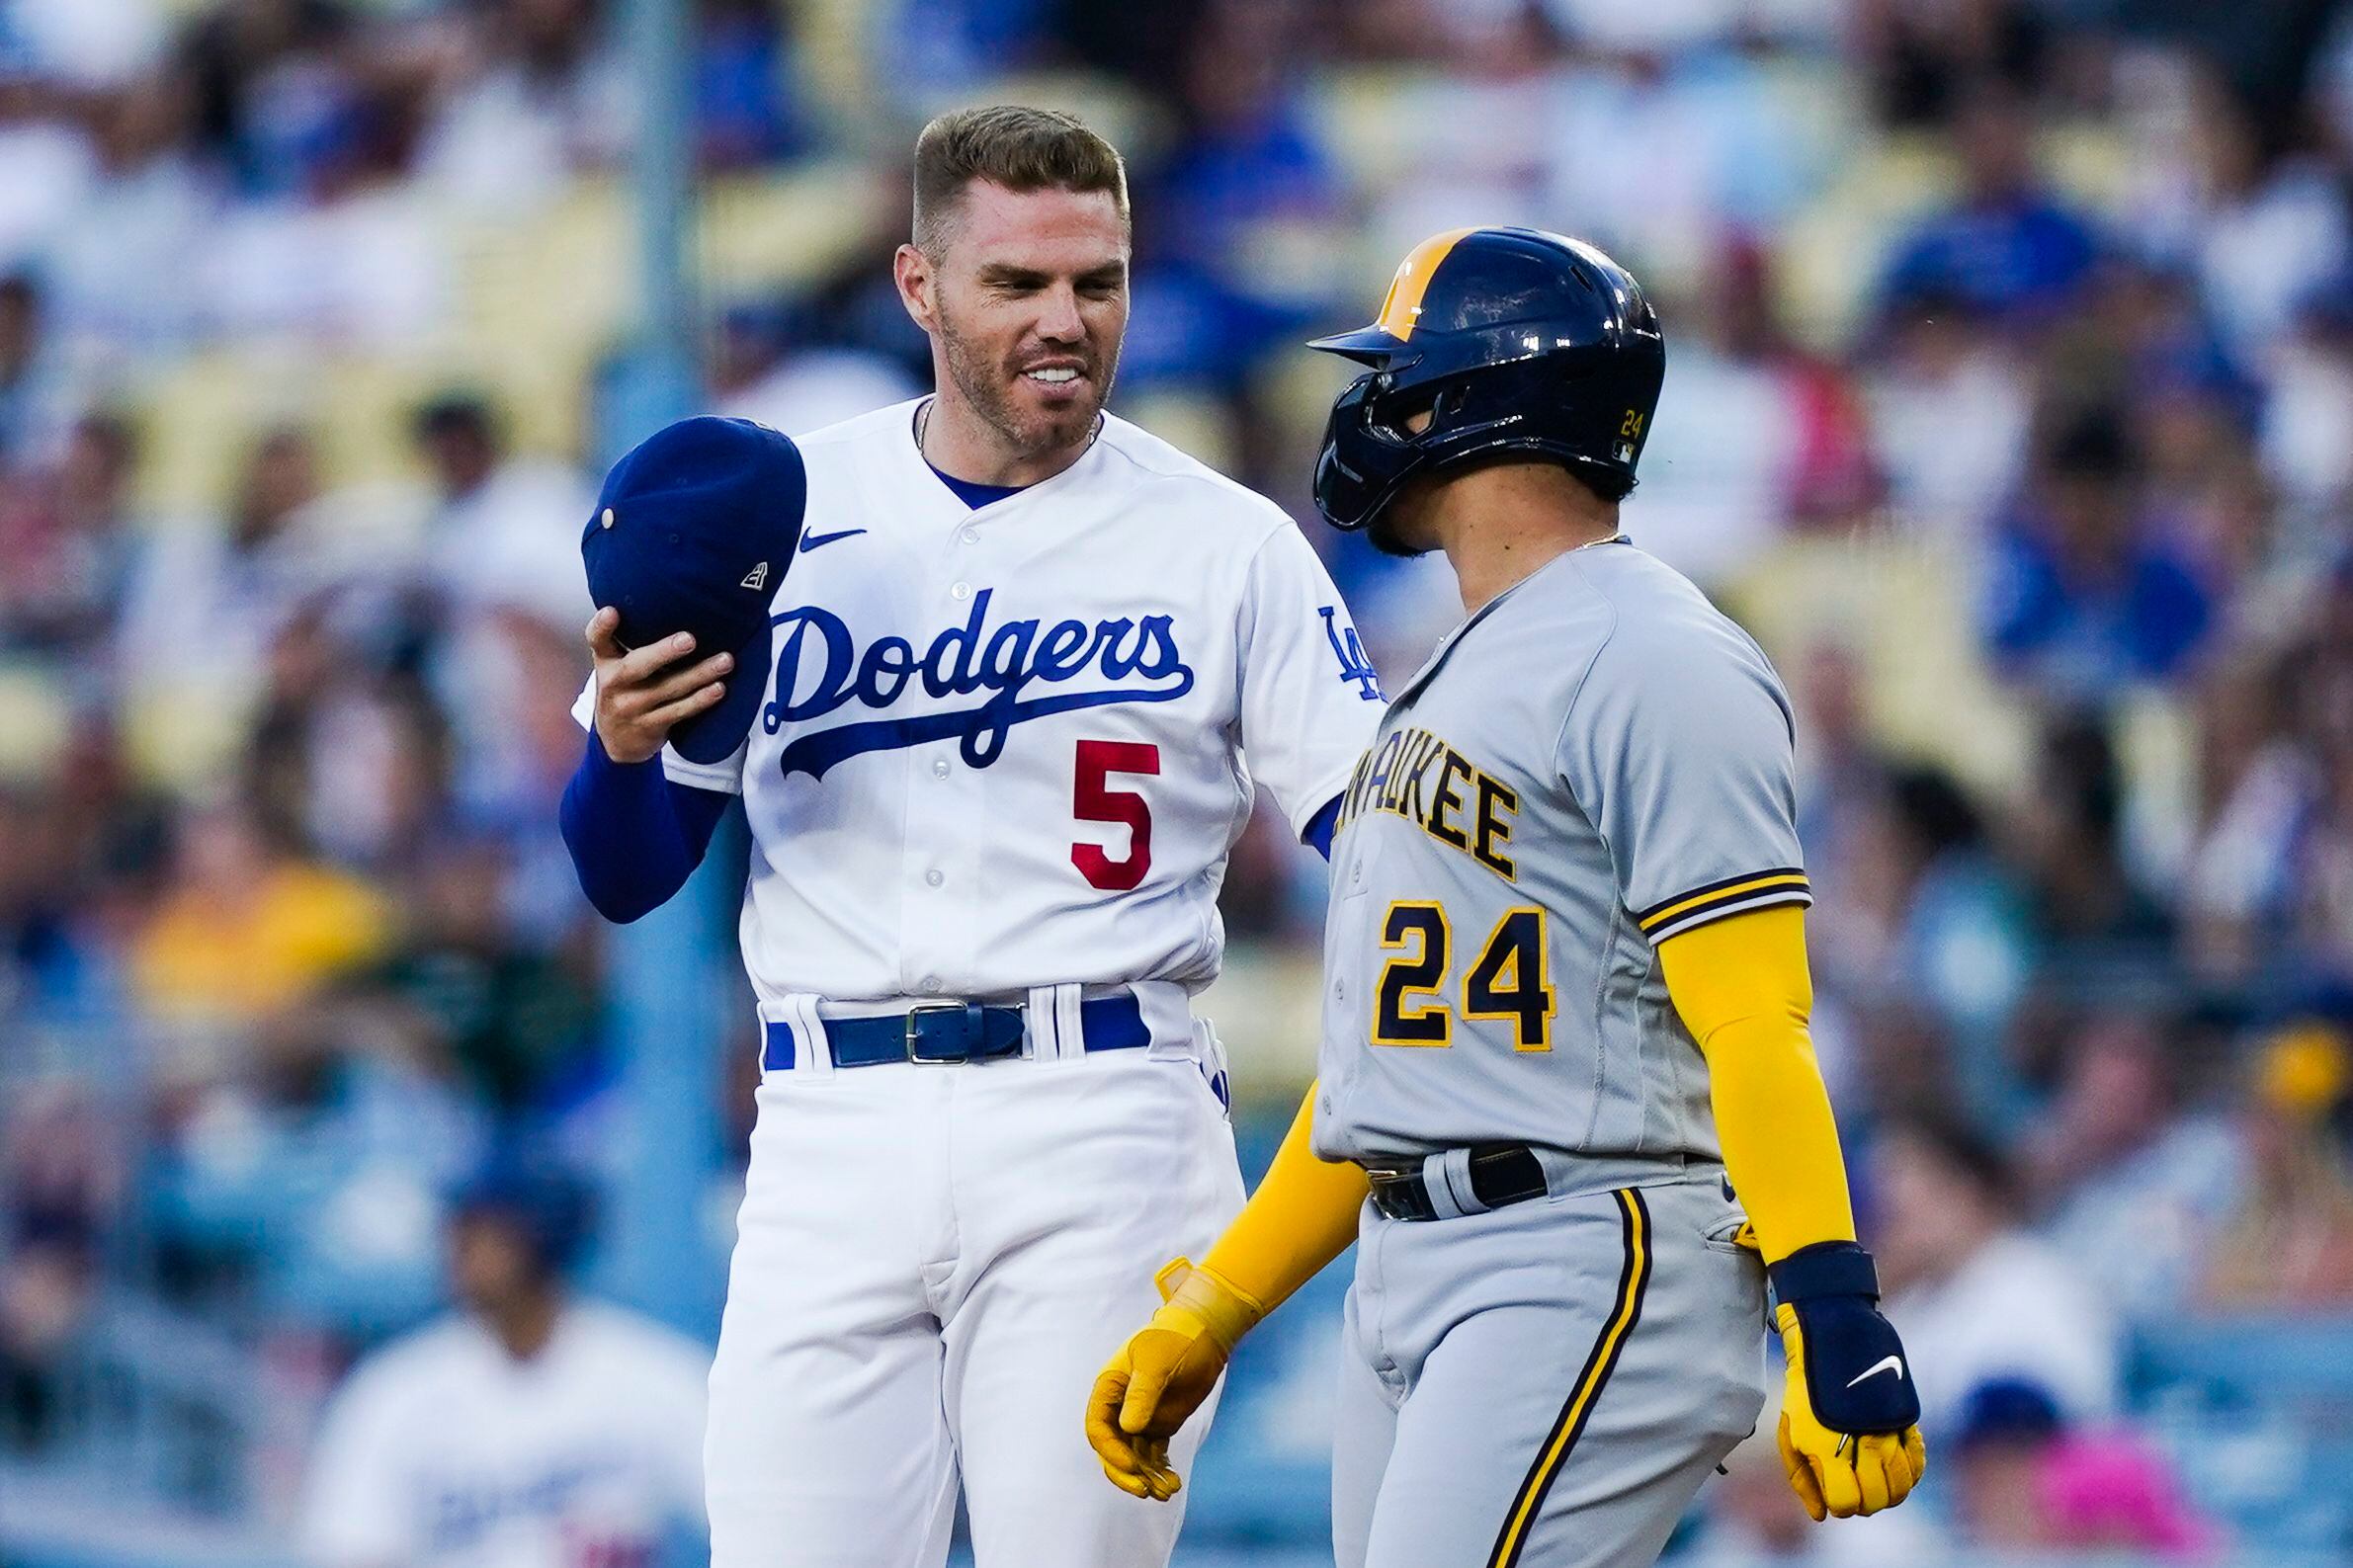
704, 1046, 1244, 1567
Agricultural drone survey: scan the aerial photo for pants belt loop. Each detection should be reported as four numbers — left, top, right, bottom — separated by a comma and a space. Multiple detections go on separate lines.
1128, 979, 1191, 1054
1056, 984, 1090, 1059
781, 993, 831, 1077
1024, 985, 1064, 1062
756, 999, 794, 1076
1022, 986, 1052, 1061
1528, 1144, 1573, 1202
1426, 1148, 1488, 1220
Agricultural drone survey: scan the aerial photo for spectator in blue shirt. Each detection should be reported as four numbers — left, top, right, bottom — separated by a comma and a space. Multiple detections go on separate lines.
696, 0, 804, 169
1985, 414, 2215, 701
1157, 23, 1339, 269
1883, 84, 2101, 325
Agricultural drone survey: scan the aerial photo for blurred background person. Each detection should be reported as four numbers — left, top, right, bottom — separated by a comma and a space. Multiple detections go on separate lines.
299, 1160, 707, 1568
2024, 1008, 2244, 1326
2198, 1021, 2353, 1309
1944, 1377, 2216, 1559
1871, 1113, 2123, 1435
405, 391, 590, 634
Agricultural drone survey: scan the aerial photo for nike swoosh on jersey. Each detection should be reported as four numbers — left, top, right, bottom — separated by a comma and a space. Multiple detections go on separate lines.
799, 528, 867, 551
1845, 1356, 1905, 1388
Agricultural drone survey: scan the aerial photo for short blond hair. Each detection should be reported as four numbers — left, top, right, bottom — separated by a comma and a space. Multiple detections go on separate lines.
911, 105, 1129, 256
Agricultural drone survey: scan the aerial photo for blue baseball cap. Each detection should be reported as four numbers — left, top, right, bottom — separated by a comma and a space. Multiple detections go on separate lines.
1950, 1376, 2063, 1453
582, 417, 805, 765
449, 1155, 593, 1277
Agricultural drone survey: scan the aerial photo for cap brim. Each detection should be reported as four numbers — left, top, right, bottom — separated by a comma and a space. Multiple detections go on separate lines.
1305, 325, 1414, 365
666, 617, 772, 767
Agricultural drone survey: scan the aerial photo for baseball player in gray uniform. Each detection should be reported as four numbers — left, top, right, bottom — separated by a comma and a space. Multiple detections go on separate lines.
1086, 228, 1927, 1568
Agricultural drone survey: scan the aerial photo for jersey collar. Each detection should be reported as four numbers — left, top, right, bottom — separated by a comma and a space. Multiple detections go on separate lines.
1390, 536, 1630, 710
902, 397, 1110, 522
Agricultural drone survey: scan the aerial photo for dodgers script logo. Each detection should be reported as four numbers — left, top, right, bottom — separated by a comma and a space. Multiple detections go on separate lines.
763, 589, 1195, 779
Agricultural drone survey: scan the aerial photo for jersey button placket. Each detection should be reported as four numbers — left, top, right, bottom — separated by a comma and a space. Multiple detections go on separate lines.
904, 817, 951, 982
899, 706, 957, 993
906, 733, 979, 1000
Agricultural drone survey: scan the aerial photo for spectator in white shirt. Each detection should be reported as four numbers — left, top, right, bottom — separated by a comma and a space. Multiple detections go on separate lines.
302, 1160, 708, 1568
409, 392, 590, 632
1870, 1112, 2124, 1436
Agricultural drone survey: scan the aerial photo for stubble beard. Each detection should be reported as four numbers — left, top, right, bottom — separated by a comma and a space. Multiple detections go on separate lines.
1366, 509, 1431, 557
937, 305, 1117, 463
1366, 486, 1441, 558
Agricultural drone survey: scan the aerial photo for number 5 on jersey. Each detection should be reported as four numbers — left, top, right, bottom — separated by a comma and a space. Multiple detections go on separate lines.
1373, 902, 1555, 1050
1072, 740, 1159, 891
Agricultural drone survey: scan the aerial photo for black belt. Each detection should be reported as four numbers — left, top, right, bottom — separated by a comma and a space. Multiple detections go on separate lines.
761, 994, 1150, 1071
1366, 1144, 1550, 1221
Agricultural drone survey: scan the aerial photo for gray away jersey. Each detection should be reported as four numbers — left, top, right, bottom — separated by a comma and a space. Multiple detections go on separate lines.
1313, 538, 1811, 1168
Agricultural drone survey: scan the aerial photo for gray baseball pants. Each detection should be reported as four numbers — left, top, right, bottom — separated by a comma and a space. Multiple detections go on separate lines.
1333, 1175, 1768, 1568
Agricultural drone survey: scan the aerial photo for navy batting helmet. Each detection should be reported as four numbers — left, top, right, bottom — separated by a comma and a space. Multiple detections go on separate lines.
1307, 227, 1665, 533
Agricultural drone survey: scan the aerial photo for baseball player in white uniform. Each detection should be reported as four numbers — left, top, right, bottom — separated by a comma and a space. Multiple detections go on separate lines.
557, 106, 1382, 1567
302, 1167, 709, 1568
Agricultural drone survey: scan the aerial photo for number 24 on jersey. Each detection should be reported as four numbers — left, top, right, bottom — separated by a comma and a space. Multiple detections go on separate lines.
1373, 902, 1556, 1051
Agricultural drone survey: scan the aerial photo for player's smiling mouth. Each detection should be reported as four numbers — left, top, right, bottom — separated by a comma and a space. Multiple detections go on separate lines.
1018, 358, 1089, 390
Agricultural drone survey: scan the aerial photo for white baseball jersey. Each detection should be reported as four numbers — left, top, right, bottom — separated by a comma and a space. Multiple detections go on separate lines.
301, 1301, 708, 1568
574, 400, 1385, 1013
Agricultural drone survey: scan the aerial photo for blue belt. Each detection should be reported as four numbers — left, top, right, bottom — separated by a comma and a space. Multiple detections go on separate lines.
762, 993, 1151, 1071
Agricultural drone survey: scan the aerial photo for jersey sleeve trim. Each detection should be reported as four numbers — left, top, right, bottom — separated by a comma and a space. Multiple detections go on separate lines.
659, 746, 745, 795
1635, 869, 1810, 942
575, 680, 745, 794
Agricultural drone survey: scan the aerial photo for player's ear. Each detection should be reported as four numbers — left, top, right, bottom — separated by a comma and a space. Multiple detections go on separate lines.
893, 243, 938, 334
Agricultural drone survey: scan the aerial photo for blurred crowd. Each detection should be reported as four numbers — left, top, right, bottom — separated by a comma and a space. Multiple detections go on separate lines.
7, 0, 2353, 1560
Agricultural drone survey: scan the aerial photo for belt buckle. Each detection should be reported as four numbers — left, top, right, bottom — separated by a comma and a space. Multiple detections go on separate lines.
1364, 1167, 1429, 1222
904, 1001, 975, 1064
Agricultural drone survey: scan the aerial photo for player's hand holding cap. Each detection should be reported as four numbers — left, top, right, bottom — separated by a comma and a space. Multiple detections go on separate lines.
1085, 1258, 1266, 1502
1767, 1241, 1927, 1520
580, 416, 806, 766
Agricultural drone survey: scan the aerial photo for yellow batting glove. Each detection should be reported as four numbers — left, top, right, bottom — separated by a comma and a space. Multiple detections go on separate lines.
1084, 1259, 1265, 1503
1768, 1243, 1928, 1522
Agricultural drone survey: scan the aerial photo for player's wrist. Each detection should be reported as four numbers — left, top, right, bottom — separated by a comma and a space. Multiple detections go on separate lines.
1765, 1239, 1879, 1307
592, 717, 662, 768
1156, 1260, 1265, 1353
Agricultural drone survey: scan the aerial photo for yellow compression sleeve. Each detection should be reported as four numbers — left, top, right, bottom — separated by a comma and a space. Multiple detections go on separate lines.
1655, 905, 1856, 1264
1195, 1083, 1373, 1316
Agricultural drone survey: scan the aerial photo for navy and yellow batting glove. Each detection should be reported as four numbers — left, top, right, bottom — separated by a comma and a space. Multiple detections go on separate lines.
1769, 1241, 1926, 1521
